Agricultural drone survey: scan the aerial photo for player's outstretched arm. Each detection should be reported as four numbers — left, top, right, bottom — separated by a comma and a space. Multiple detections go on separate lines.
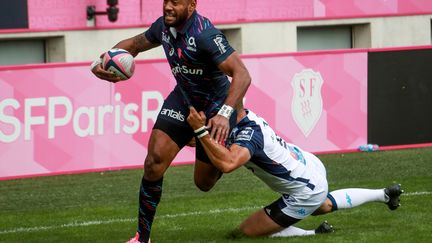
218, 52, 251, 106
187, 106, 250, 173
207, 52, 251, 143
91, 33, 160, 82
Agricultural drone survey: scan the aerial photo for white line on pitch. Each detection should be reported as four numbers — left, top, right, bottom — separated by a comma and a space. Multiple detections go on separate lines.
404, 191, 431, 196
0, 206, 259, 234
0, 191, 429, 235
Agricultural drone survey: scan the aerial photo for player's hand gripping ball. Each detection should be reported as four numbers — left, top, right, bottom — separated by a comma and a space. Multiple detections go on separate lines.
102, 48, 135, 80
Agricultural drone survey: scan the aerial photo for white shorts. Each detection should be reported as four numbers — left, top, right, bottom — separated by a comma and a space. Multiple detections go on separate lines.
265, 152, 329, 224
284, 152, 328, 219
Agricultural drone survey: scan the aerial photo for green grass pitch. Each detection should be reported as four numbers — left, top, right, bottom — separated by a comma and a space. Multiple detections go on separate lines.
1, 147, 431, 242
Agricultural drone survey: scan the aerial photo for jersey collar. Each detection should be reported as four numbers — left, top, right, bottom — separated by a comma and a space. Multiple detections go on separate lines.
168, 10, 197, 38
179, 10, 197, 34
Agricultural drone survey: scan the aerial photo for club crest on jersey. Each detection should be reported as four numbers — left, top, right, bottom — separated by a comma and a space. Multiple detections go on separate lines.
236, 127, 254, 141
291, 69, 323, 137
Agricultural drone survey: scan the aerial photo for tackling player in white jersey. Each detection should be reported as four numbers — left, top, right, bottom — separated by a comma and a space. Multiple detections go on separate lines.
187, 105, 403, 237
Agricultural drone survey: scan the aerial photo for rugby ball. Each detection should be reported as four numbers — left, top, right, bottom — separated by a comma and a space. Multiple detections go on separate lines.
102, 48, 135, 80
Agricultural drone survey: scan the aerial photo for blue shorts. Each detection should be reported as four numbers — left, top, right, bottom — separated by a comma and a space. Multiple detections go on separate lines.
153, 88, 237, 164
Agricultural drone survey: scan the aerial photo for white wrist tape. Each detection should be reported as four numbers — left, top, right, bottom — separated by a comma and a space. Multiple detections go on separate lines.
90, 58, 102, 70
194, 126, 207, 134
217, 104, 234, 119
197, 130, 209, 139
194, 126, 208, 139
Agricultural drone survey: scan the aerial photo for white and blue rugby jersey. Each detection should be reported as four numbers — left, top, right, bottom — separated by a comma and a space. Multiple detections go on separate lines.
145, 11, 235, 113
227, 110, 326, 195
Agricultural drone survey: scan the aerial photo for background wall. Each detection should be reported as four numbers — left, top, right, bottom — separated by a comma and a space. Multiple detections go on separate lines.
1, 15, 431, 63
0, 0, 431, 63
22, 0, 432, 29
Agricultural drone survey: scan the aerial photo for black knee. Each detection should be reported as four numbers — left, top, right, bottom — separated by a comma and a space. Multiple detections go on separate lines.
194, 179, 215, 192
194, 170, 222, 192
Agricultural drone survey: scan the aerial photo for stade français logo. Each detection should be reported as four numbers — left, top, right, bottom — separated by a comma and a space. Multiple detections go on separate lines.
291, 69, 323, 137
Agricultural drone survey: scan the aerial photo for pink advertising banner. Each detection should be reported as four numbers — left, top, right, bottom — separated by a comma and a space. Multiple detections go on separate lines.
242, 51, 367, 153
23, 0, 432, 30
0, 50, 367, 180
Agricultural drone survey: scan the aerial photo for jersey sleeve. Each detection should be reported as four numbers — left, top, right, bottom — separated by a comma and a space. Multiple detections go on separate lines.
197, 28, 235, 65
233, 126, 263, 158
144, 17, 164, 44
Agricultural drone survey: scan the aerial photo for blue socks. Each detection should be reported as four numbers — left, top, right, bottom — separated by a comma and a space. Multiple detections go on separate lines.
137, 177, 163, 243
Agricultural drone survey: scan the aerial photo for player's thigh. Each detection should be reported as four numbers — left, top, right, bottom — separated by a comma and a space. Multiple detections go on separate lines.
145, 90, 193, 179
247, 192, 324, 236
193, 106, 237, 165
153, 88, 194, 148
144, 129, 182, 180
194, 159, 220, 179
239, 209, 288, 237
193, 159, 221, 191
192, 110, 236, 190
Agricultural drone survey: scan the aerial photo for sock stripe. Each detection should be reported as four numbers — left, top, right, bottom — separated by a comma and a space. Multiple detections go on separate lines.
327, 193, 338, 211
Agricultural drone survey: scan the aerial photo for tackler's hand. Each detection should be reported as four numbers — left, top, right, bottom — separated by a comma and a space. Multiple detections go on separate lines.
187, 106, 207, 131
207, 114, 229, 144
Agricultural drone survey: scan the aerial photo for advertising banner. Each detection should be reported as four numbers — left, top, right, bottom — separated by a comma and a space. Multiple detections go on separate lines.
243, 51, 367, 153
0, 51, 367, 179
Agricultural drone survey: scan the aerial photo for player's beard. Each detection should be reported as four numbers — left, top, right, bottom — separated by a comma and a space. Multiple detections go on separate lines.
164, 8, 189, 27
